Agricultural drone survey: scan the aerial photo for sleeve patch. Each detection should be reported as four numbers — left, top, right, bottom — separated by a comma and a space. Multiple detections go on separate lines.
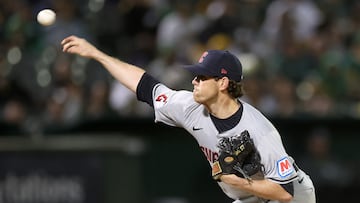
277, 157, 294, 178
154, 94, 168, 108
212, 161, 222, 178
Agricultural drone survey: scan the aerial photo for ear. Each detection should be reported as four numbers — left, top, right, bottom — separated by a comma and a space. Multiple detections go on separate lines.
218, 77, 230, 91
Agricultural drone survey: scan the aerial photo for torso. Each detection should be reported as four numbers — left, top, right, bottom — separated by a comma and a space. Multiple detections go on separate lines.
152, 84, 298, 200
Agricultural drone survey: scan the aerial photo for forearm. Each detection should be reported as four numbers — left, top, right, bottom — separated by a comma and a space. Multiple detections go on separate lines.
94, 51, 145, 93
220, 174, 292, 202
61, 35, 145, 93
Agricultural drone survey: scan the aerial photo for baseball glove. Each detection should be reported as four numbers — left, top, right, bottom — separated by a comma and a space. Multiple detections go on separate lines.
212, 130, 262, 182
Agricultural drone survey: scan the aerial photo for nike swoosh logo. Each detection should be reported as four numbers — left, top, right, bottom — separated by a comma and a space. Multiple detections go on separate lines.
192, 126, 203, 131
298, 177, 304, 184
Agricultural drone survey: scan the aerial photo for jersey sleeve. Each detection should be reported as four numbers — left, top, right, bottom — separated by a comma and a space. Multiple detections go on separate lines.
253, 129, 298, 185
152, 83, 197, 127
242, 103, 298, 185
136, 72, 160, 107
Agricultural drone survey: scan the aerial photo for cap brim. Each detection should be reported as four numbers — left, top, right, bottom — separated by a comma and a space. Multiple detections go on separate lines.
184, 64, 215, 76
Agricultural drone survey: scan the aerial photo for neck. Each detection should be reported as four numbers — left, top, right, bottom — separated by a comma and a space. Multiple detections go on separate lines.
206, 97, 240, 119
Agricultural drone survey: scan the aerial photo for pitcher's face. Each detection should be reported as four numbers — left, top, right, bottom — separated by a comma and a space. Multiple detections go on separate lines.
192, 76, 221, 104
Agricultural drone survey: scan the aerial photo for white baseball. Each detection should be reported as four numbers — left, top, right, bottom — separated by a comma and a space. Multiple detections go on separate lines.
37, 9, 56, 26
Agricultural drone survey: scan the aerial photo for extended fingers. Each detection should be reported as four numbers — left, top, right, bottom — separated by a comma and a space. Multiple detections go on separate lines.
61, 35, 78, 45
62, 42, 74, 52
61, 35, 80, 52
61, 35, 96, 58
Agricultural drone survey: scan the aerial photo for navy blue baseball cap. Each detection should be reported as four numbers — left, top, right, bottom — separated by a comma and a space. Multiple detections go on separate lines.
184, 50, 243, 82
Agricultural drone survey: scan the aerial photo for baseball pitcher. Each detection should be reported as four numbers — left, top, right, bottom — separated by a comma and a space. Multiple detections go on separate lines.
61, 36, 316, 203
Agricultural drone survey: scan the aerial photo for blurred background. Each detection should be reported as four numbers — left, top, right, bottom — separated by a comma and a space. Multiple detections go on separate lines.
0, 0, 359, 202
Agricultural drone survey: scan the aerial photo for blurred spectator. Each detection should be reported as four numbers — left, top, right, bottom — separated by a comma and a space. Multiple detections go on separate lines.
2, 99, 27, 127
3, 0, 360, 133
260, 0, 323, 46
304, 90, 335, 116
275, 15, 318, 85
148, 49, 193, 90
343, 32, 360, 101
40, 52, 84, 131
84, 80, 114, 120
42, 81, 83, 131
0, 76, 34, 133
109, 80, 154, 117
299, 127, 356, 202
156, 0, 207, 58
115, 0, 159, 67
109, 81, 138, 116
306, 128, 353, 181
200, 0, 240, 42
268, 75, 298, 117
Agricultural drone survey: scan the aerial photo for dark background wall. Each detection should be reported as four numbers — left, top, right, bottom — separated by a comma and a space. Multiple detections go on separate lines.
1, 117, 359, 203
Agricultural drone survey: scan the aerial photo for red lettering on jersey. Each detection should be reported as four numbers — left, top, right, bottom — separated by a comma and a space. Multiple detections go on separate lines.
200, 146, 218, 163
155, 94, 167, 103
213, 152, 219, 162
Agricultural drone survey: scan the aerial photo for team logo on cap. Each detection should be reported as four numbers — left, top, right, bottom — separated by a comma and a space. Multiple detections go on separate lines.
198, 51, 208, 63
221, 68, 227, 74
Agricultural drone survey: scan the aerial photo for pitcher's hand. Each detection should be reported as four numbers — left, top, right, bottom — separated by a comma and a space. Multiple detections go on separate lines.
61, 35, 100, 58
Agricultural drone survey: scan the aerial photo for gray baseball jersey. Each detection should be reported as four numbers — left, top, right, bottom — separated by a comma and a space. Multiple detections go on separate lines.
152, 83, 315, 203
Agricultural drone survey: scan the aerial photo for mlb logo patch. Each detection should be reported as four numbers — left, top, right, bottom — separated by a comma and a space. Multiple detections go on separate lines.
277, 157, 294, 178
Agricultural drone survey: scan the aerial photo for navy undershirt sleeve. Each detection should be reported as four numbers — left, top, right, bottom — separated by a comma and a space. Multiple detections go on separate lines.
281, 182, 294, 197
136, 72, 160, 107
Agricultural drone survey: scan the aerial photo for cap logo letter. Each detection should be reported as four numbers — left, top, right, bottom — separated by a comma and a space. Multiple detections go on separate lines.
221, 68, 227, 74
198, 51, 208, 63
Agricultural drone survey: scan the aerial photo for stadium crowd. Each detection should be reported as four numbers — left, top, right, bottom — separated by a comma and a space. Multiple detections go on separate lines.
1, 0, 360, 134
